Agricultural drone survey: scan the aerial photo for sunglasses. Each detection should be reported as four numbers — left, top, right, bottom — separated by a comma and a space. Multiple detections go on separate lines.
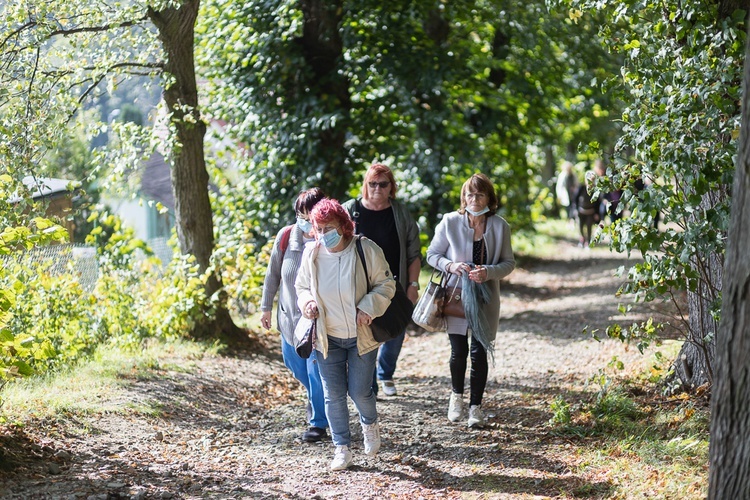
368, 181, 391, 189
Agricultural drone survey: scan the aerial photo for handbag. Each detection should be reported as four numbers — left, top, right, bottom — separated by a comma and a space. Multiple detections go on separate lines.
294, 316, 317, 358
443, 280, 465, 318
354, 237, 415, 342
443, 238, 485, 319
411, 269, 447, 332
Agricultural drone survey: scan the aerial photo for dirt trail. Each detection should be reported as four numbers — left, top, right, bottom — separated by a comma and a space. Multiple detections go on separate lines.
0, 240, 674, 499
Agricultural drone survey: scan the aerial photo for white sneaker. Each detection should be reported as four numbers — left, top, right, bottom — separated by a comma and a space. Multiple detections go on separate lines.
381, 380, 397, 396
468, 405, 485, 428
330, 445, 353, 470
448, 392, 465, 422
362, 421, 381, 457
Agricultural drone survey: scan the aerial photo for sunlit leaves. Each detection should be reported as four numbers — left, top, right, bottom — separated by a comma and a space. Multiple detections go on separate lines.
550, 0, 739, 351
199, 0, 621, 244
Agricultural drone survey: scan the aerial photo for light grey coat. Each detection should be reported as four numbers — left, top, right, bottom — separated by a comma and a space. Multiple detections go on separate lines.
260, 224, 307, 346
426, 211, 515, 337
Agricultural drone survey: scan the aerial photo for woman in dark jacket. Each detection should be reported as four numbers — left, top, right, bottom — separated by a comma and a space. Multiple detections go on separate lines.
343, 163, 421, 397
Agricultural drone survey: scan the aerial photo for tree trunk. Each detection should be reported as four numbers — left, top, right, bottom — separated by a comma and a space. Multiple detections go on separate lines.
298, 0, 351, 200
708, 17, 750, 498
670, 249, 720, 391
718, 0, 750, 21
148, 1, 244, 343
670, 0, 747, 391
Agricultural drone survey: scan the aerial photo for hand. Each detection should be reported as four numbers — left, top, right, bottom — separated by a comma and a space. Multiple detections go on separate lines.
448, 262, 470, 276
356, 309, 372, 326
468, 265, 487, 283
304, 301, 319, 319
406, 286, 419, 304
260, 311, 272, 330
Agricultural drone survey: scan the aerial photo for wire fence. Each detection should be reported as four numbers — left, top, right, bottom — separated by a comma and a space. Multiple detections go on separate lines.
1, 237, 174, 292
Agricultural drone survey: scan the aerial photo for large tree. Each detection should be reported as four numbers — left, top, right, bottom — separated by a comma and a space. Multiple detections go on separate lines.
708, 16, 750, 498
1, 1, 244, 342
199, 0, 620, 242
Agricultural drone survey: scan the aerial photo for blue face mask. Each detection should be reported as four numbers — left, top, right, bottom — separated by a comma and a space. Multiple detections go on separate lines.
466, 207, 490, 217
320, 229, 342, 249
296, 217, 313, 233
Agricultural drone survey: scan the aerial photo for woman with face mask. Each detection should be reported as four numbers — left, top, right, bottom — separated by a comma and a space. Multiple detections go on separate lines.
260, 188, 329, 443
426, 173, 516, 428
295, 198, 396, 471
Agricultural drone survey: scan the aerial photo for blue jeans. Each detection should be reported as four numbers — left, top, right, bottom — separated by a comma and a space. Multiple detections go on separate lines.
281, 336, 328, 429
317, 336, 378, 447
372, 330, 406, 392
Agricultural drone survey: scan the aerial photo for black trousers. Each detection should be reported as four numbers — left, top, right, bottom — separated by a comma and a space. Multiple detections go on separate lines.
449, 333, 488, 406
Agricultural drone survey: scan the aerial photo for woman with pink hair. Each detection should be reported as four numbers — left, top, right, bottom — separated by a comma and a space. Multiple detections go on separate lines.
295, 198, 396, 470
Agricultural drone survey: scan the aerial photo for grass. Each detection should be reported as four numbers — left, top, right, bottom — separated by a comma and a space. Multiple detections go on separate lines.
513, 219, 577, 258
0, 338, 218, 424
548, 358, 708, 499
2, 218, 706, 498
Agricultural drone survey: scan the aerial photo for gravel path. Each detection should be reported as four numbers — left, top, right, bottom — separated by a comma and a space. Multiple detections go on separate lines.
0, 240, 677, 499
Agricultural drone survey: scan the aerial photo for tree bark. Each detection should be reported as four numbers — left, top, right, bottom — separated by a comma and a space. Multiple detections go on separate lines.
708, 16, 750, 498
148, 1, 244, 343
670, 250, 720, 391
717, 0, 750, 21
670, 0, 747, 391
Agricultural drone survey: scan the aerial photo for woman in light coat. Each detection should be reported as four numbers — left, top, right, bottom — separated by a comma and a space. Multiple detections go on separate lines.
295, 199, 396, 471
426, 173, 515, 428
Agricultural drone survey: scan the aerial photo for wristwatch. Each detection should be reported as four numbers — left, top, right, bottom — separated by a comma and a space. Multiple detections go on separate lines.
409, 281, 420, 290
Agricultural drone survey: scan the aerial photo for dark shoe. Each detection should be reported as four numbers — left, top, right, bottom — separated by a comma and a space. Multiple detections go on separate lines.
302, 427, 327, 443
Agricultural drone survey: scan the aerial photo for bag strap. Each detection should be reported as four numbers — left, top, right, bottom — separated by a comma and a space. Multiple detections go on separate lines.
279, 224, 294, 255
428, 268, 442, 285
352, 198, 361, 234
354, 235, 372, 292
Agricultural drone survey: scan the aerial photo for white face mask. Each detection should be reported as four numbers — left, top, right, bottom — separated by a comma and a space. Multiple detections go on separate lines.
466, 207, 490, 217
296, 217, 313, 233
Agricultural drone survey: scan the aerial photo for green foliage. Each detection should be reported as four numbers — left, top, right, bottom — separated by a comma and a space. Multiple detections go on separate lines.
549, 396, 572, 425
85, 209, 153, 267
0, 175, 69, 392
198, 0, 622, 244
39, 110, 104, 243
550, 0, 742, 363
209, 168, 272, 317
547, 366, 708, 498
0, 210, 210, 392
597, 315, 663, 355
5, 262, 102, 377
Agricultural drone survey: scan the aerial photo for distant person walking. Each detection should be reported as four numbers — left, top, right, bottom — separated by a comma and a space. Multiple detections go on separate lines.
295, 199, 396, 471
594, 159, 623, 224
260, 188, 329, 443
343, 163, 421, 397
426, 173, 515, 428
574, 169, 601, 248
555, 161, 578, 224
